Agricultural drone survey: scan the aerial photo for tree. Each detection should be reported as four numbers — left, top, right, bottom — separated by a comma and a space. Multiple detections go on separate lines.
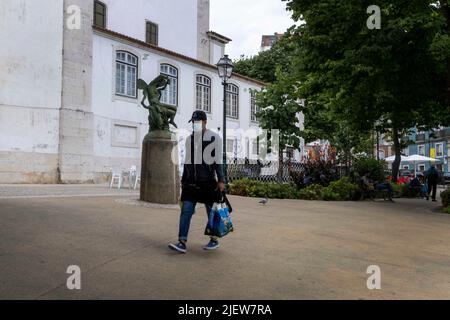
236, 27, 373, 172
233, 31, 297, 83
255, 67, 303, 180
285, 0, 449, 181
234, 30, 304, 179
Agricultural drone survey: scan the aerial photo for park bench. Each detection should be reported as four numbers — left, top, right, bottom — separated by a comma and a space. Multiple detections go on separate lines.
359, 179, 390, 201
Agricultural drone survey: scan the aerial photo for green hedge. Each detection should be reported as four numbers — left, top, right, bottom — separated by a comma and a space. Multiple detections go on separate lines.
441, 189, 450, 208
229, 177, 359, 201
391, 183, 409, 197
298, 184, 323, 200
322, 177, 359, 201
229, 178, 298, 199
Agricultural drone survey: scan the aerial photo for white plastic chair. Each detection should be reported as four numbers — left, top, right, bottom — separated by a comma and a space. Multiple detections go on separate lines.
110, 168, 123, 189
128, 165, 141, 190
134, 173, 141, 190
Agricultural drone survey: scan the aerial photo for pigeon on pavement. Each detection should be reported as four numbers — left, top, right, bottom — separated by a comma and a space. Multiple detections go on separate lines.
259, 197, 269, 205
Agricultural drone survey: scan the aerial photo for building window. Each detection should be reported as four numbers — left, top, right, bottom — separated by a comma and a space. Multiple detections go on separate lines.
252, 137, 260, 156
226, 139, 235, 154
94, 1, 107, 28
146, 21, 158, 46
418, 145, 425, 156
115, 51, 138, 98
403, 147, 409, 156
250, 91, 259, 122
160, 64, 178, 106
226, 84, 239, 118
252, 141, 259, 156
196, 75, 211, 113
418, 164, 426, 172
436, 143, 444, 157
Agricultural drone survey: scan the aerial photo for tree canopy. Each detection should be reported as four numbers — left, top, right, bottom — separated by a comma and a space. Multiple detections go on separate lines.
235, 0, 450, 180
285, 0, 450, 180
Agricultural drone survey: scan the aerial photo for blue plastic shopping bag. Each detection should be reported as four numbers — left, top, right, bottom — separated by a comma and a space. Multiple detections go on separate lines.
204, 202, 234, 238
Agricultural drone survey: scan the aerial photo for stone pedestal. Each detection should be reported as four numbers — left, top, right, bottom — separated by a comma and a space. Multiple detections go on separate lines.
140, 131, 180, 204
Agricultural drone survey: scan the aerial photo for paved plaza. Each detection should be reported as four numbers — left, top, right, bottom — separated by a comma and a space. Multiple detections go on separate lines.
0, 185, 449, 299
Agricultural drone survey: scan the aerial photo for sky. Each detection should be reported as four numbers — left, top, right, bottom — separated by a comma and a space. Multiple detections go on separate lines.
210, 0, 295, 61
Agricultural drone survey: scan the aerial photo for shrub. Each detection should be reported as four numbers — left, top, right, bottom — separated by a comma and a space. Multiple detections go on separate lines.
445, 206, 450, 214
229, 179, 298, 199
229, 178, 258, 197
391, 182, 408, 198
290, 153, 340, 189
321, 188, 340, 201
298, 184, 323, 200
391, 183, 401, 195
353, 157, 386, 182
441, 189, 450, 208
290, 171, 306, 188
322, 177, 359, 201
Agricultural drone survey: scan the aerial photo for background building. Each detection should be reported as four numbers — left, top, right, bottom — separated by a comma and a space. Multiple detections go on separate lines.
374, 128, 450, 173
260, 32, 283, 52
403, 128, 450, 173
0, 0, 266, 184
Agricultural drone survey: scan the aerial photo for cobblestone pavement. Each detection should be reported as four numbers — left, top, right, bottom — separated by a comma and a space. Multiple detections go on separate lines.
0, 184, 139, 199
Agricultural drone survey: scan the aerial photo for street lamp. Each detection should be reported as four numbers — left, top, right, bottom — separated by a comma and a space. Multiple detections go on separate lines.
216, 54, 234, 184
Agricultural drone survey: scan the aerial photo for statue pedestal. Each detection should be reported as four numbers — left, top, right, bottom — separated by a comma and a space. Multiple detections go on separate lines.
140, 131, 180, 204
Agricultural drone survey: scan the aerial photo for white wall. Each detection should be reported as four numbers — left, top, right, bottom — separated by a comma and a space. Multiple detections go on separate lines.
0, 0, 63, 112
91, 33, 262, 175
101, 0, 198, 59
211, 41, 224, 65
0, 0, 63, 182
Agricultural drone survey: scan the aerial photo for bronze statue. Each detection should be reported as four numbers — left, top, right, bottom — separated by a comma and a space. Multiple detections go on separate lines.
138, 75, 178, 132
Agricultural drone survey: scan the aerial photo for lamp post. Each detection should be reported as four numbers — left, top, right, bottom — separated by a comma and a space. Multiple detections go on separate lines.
216, 54, 234, 184
374, 119, 381, 161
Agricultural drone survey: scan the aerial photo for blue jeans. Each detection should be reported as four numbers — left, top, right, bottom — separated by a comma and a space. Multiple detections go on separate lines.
376, 183, 393, 198
178, 200, 217, 243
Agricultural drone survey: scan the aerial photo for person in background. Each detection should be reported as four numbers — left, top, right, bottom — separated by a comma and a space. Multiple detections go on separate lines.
360, 172, 375, 200
303, 174, 313, 187
361, 172, 374, 191
408, 176, 422, 198
425, 165, 439, 202
374, 176, 395, 202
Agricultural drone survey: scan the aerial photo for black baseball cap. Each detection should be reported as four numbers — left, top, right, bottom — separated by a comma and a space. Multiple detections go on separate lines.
189, 110, 207, 122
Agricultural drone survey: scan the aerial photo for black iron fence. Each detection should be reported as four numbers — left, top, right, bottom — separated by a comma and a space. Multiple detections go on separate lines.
227, 160, 350, 183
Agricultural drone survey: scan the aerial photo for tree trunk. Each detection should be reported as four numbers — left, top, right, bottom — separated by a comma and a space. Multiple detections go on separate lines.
391, 126, 401, 183
372, 131, 376, 159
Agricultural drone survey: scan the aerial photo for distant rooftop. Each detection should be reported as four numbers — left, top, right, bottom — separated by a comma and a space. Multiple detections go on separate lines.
207, 31, 232, 44
261, 33, 284, 48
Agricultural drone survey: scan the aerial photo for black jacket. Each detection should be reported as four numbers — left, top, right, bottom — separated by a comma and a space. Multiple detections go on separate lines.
181, 130, 225, 203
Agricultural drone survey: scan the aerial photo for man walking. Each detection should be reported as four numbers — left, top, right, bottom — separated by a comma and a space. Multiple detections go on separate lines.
425, 165, 439, 202
169, 111, 225, 253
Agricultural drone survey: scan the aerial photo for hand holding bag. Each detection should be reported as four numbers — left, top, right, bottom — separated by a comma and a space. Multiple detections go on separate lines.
204, 194, 234, 238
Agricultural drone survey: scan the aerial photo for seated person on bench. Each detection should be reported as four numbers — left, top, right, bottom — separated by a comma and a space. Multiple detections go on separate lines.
361, 172, 375, 198
408, 176, 422, 197
374, 176, 394, 202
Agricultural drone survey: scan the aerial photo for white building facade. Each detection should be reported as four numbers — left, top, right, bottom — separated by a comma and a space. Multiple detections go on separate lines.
0, 0, 265, 184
